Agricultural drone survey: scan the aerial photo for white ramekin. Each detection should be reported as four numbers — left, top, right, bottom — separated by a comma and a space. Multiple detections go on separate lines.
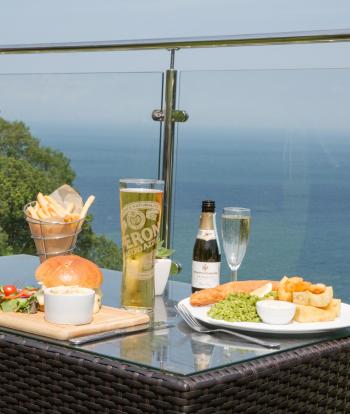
44, 287, 95, 325
256, 300, 296, 325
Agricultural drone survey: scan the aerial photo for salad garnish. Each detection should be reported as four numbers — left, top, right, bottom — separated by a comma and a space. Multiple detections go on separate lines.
0, 285, 39, 313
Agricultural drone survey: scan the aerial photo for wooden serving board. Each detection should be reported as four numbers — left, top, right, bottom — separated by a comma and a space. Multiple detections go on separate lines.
0, 306, 150, 340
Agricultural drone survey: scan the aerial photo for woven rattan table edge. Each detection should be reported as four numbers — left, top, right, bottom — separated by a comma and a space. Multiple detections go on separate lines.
1, 329, 350, 393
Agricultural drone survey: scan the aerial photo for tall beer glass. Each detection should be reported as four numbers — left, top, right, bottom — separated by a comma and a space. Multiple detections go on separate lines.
120, 178, 164, 312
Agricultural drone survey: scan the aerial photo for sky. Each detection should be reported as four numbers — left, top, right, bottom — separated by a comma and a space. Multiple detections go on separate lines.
1, 0, 350, 73
0, 1, 350, 130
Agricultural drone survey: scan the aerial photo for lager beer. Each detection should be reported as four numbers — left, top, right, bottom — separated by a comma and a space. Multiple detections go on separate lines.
119, 179, 164, 312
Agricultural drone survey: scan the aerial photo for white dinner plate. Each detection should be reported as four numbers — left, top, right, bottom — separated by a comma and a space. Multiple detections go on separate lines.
179, 297, 350, 334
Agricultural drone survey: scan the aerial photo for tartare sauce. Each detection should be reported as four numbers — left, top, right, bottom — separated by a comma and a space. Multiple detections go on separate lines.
45, 286, 93, 295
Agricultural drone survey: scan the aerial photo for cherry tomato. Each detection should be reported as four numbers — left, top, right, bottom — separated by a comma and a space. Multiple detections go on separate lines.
3, 285, 17, 296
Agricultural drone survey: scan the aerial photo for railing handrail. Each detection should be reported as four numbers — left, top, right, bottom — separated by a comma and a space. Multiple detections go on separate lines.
1, 29, 350, 55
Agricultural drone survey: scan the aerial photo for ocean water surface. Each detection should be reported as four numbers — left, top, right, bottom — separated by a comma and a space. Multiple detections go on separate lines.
35, 127, 350, 302
0, 66, 349, 302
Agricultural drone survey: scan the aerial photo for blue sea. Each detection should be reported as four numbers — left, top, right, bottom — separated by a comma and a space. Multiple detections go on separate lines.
34, 125, 350, 301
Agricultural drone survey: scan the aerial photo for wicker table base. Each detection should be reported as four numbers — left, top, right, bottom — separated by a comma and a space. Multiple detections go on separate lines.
1, 332, 349, 414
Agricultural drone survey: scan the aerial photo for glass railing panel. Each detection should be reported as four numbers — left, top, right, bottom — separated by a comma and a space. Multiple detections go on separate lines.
0, 72, 163, 270
174, 69, 350, 299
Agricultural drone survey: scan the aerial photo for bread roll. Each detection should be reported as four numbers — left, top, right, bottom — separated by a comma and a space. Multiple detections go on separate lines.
36, 255, 103, 288
35, 255, 103, 313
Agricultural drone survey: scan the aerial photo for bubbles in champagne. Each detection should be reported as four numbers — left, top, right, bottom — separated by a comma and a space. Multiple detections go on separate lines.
221, 215, 251, 271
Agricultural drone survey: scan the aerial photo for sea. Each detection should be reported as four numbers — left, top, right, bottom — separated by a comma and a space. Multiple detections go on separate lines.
33, 125, 350, 302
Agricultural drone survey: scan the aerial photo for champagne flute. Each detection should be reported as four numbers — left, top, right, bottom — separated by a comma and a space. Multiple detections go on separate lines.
221, 207, 251, 281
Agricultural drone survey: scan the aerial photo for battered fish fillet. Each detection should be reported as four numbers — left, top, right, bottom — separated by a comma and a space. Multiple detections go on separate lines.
190, 280, 280, 306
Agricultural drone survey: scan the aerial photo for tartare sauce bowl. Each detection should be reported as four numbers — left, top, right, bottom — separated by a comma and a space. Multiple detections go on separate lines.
256, 300, 296, 325
44, 286, 95, 325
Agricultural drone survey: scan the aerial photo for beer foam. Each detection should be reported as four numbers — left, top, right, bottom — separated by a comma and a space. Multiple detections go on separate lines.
120, 188, 163, 193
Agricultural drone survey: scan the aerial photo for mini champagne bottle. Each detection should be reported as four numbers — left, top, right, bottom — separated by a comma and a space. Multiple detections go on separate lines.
192, 200, 221, 293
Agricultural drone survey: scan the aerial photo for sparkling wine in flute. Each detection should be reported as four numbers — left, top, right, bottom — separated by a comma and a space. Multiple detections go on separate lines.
221, 208, 251, 281
119, 179, 164, 312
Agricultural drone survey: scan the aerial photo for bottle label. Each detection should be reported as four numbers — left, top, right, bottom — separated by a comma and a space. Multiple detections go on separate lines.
196, 229, 216, 241
192, 261, 220, 288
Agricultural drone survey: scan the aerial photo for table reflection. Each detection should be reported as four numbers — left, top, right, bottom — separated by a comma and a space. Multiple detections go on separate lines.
191, 336, 214, 370
120, 332, 154, 365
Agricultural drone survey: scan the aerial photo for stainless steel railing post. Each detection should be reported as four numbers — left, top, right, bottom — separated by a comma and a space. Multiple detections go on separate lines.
160, 51, 177, 248
152, 50, 188, 249
161, 67, 177, 248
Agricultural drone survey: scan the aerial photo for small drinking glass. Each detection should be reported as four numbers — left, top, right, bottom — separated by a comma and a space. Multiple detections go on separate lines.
221, 207, 251, 281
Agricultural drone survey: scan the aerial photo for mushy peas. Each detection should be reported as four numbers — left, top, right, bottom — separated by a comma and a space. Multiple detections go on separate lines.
208, 292, 276, 322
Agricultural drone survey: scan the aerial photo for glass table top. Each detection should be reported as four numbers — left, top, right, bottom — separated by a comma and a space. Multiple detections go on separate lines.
0, 254, 349, 376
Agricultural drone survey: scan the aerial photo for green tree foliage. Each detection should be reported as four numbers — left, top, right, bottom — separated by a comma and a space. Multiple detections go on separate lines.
0, 227, 11, 255
0, 117, 122, 270
0, 117, 75, 187
0, 156, 53, 252
75, 217, 123, 270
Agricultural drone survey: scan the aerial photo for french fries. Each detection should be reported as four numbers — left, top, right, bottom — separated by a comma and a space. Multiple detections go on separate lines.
25, 186, 95, 261
64, 214, 80, 223
80, 195, 95, 219
45, 195, 67, 217
277, 275, 340, 322
26, 192, 95, 223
